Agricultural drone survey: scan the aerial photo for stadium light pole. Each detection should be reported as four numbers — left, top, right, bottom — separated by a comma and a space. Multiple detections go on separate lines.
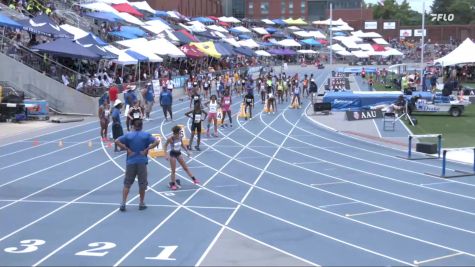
329, 2, 333, 66
420, 0, 425, 86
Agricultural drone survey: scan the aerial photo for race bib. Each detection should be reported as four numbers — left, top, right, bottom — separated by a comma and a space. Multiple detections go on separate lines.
104, 110, 110, 116
194, 114, 202, 123
224, 100, 230, 105
133, 112, 140, 119
194, 96, 199, 101
246, 98, 252, 103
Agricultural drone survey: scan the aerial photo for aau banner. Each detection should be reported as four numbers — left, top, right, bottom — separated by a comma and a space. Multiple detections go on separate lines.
346, 109, 384, 121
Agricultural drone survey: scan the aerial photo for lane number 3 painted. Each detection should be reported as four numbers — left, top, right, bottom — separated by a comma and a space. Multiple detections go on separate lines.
4, 239, 46, 253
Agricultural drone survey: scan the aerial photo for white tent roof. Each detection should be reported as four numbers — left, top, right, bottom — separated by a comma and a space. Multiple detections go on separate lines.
331, 24, 354, 31
434, 38, 475, 66
336, 50, 352, 56
329, 43, 345, 51
60, 24, 88, 39
107, 48, 138, 65
184, 22, 207, 32
116, 38, 148, 48
116, 12, 144, 25
351, 30, 382, 38
340, 38, 359, 49
145, 19, 171, 29
148, 39, 185, 58
373, 38, 389, 45
256, 50, 272, 57
94, 0, 128, 4
129, 1, 155, 14
212, 31, 227, 39
333, 35, 362, 43
261, 19, 275, 25
287, 26, 300, 31
141, 25, 166, 34
252, 27, 269, 35
294, 30, 325, 39
297, 49, 318, 54
207, 24, 228, 33
351, 50, 369, 58
219, 16, 240, 23
126, 48, 163, 62
277, 39, 301, 47
231, 26, 251, 33
238, 39, 260, 49
312, 18, 345, 26
223, 37, 241, 47
80, 2, 119, 13
357, 43, 374, 51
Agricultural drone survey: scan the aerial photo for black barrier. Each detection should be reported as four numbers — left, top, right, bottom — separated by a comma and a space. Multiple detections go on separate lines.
313, 102, 332, 113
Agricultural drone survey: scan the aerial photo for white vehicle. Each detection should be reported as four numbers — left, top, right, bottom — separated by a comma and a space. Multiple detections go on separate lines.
411, 96, 470, 117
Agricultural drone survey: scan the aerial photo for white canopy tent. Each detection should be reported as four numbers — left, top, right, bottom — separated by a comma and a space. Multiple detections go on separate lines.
107, 49, 138, 65
223, 37, 241, 47
336, 50, 352, 56
116, 12, 144, 25
434, 38, 475, 66
261, 19, 275, 25
277, 39, 301, 47
294, 30, 326, 39
207, 24, 228, 33
60, 24, 88, 40
129, 1, 155, 14
333, 35, 362, 43
116, 38, 148, 48
148, 39, 185, 58
312, 18, 346, 26
252, 27, 269, 35
238, 39, 260, 48
351, 30, 382, 38
373, 38, 389, 45
297, 50, 318, 54
357, 43, 375, 51
340, 38, 359, 49
255, 50, 272, 57
126, 48, 163, 62
287, 26, 300, 31
231, 26, 251, 33
219, 16, 240, 23
351, 50, 369, 58
329, 43, 345, 51
80, 2, 119, 13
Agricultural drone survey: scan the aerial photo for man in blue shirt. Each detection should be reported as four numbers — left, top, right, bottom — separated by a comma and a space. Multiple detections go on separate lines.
111, 100, 124, 152
115, 119, 160, 211
159, 87, 173, 121
144, 82, 155, 120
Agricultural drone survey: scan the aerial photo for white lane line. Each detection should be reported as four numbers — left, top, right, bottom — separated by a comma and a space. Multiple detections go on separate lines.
302, 103, 475, 187
318, 201, 359, 208
236, 156, 269, 160
311, 181, 347, 186
345, 209, 389, 217
372, 119, 383, 139
113, 98, 268, 267
197, 106, 299, 266
413, 252, 464, 266
0, 199, 178, 208
420, 181, 455, 186
0, 147, 102, 189
293, 161, 326, 165
148, 187, 320, 267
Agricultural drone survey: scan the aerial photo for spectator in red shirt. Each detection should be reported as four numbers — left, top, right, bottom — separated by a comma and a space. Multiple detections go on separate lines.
109, 84, 119, 105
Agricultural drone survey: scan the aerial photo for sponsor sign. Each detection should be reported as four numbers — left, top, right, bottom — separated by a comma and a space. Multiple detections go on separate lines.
346, 109, 384, 121
364, 21, 377, 30
400, 29, 412, 37
383, 22, 396, 30
414, 29, 427, 37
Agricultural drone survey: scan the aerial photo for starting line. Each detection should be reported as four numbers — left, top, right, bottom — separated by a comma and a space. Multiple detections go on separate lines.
426, 147, 475, 178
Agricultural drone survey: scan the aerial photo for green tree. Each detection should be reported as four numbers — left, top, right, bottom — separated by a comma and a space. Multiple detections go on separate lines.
430, 0, 475, 24
371, 0, 422, 26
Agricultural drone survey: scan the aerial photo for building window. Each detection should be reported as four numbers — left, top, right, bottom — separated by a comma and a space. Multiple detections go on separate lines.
281, 0, 286, 14
301, 0, 306, 14
260, 1, 269, 15
248, 0, 253, 15
289, 0, 294, 14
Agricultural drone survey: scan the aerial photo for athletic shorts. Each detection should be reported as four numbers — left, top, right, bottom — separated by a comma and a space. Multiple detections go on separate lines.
208, 112, 217, 120
124, 163, 148, 190
170, 150, 181, 158
191, 122, 201, 133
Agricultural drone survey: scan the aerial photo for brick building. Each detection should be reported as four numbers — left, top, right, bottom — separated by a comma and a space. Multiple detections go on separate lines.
147, 0, 223, 17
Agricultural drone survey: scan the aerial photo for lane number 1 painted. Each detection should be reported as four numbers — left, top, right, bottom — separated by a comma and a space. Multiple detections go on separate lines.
145, 245, 178, 261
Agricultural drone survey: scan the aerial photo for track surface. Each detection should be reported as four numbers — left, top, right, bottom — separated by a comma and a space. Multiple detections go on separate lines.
1, 69, 475, 266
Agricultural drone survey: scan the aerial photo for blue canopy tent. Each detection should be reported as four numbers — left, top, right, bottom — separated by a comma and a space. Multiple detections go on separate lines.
238, 34, 251, 40
333, 31, 347, 36
272, 19, 286, 26
214, 42, 235, 57
125, 50, 148, 62
265, 27, 278, 34
195, 30, 220, 40
18, 14, 72, 38
84, 12, 124, 23
155, 10, 170, 17
31, 38, 100, 59
272, 31, 287, 38
121, 26, 146, 37
301, 38, 322, 47
192, 17, 214, 24
83, 44, 117, 59
0, 14, 22, 29
109, 31, 137, 39
234, 46, 256, 57
258, 41, 274, 47
76, 33, 108, 46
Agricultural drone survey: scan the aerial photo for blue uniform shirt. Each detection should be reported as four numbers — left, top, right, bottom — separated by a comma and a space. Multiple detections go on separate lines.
124, 90, 137, 106
146, 85, 154, 102
112, 107, 121, 126
118, 131, 156, 165
160, 90, 172, 105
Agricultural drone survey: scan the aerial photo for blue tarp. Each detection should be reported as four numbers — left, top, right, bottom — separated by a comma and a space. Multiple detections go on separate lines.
272, 19, 286, 26
258, 41, 274, 47
121, 26, 146, 37
147, 17, 170, 26
238, 34, 251, 40
83, 44, 117, 59
125, 50, 148, 62
109, 31, 137, 39
18, 14, 72, 38
301, 38, 321, 46
333, 31, 347, 36
84, 12, 124, 22
192, 17, 214, 23
0, 14, 22, 29
32, 38, 100, 59
272, 31, 287, 38
214, 42, 235, 57
265, 27, 278, 33
155, 10, 169, 17
76, 33, 108, 46
233, 46, 256, 57
195, 30, 220, 40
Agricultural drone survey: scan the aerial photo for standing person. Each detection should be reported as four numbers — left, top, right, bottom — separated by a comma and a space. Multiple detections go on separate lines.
302, 74, 309, 98
203, 78, 210, 100
205, 95, 219, 137
124, 86, 137, 131
98, 102, 110, 141
267, 86, 276, 114
164, 126, 200, 190
243, 89, 254, 120
291, 83, 301, 109
111, 100, 124, 152
220, 90, 233, 127
309, 79, 318, 103
368, 76, 374, 91
276, 78, 284, 104
159, 86, 173, 121
259, 78, 266, 104
143, 82, 155, 120
127, 100, 144, 129
115, 119, 160, 212
189, 87, 202, 109
185, 103, 207, 151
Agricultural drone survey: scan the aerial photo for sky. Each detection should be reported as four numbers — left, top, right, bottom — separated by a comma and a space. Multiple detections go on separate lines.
365, 0, 435, 13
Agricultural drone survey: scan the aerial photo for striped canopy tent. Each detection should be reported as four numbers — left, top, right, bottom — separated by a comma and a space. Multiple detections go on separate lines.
190, 41, 221, 58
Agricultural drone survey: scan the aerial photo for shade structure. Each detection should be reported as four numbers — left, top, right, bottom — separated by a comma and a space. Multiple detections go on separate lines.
230, 26, 251, 33
115, 12, 144, 25
60, 24, 88, 39
214, 42, 235, 57
268, 48, 296, 55
373, 38, 389, 45
81, 2, 119, 14
329, 43, 345, 51
272, 19, 286, 26
107, 46, 138, 65
84, 12, 124, 23
265, 27, 278, 34
351, 50, 369, 58
0, 14, 22, 29
109, 31, 138, 39
283, 18, 307, 25
218, 16, 240, 23
252, 27, 269, 35
234, 46, 256, 57
112, 3, 144, 17
294, 30, 325, 39
255, 50, 272, 57
261, 19, 275, 25
207, 24, 228, 33
129, 1, 156, 14
336, 50, 352, 56
155, 10, 169, 17
174, 29, 199, 44
277, 39, 301, 47
372, 44, 386, 52
19, 14, 72, 38
148, 39, 185, 57
297, 49, 318, 54
434, 38, 475, 66
301, 38, 321, 46
116, 37, 149, 48
238, 39, 260, 49
32, 38, 100, 59
191, 41, 221, 58
193, 17, 214, 23
76, 33, 108, 46
180, 44, 205, 58
125, 49, 163, 62
82, 43, 117, 59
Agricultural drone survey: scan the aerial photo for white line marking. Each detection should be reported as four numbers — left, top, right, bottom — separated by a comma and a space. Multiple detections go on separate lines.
293, 161, 326, 165
318, 201, 359, 208
413, 252, 464, 265
372, 119, 383, 139
311, 181, 347, 186
345, 209, 389, 217
420, 181, 455, 186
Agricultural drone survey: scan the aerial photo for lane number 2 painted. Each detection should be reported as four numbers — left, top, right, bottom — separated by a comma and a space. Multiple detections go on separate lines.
75, 242, 116, 257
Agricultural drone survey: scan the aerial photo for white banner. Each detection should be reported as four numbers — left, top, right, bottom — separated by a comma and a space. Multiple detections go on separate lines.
383, 22, 396, 30
414, 29, 427, 37
364, 21, 377, 30
400, 29, 412, 37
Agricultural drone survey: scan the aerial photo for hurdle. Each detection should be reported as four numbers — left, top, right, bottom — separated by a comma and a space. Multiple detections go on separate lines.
400, 134, 442, 160
427, 148, 475, 178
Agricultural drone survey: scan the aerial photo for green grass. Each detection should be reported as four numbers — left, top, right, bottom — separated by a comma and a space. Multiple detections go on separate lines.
462, 82, 475, 88
406, 104, 475, 148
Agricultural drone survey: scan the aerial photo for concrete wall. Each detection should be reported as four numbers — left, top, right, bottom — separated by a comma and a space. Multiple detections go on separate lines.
0, 53, 98, 115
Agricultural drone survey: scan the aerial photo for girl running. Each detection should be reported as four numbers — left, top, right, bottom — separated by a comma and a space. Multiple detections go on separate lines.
205, 95, 220, 137
185, 103, 207, 151
98, 102, 110, 141
220, 90, 233, 127
164, 126, 199, 190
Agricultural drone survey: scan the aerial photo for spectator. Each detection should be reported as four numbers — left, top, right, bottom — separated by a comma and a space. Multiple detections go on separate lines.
159, 86, 173, 121
111, 99, 124, 152
143, 82, 154, 120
